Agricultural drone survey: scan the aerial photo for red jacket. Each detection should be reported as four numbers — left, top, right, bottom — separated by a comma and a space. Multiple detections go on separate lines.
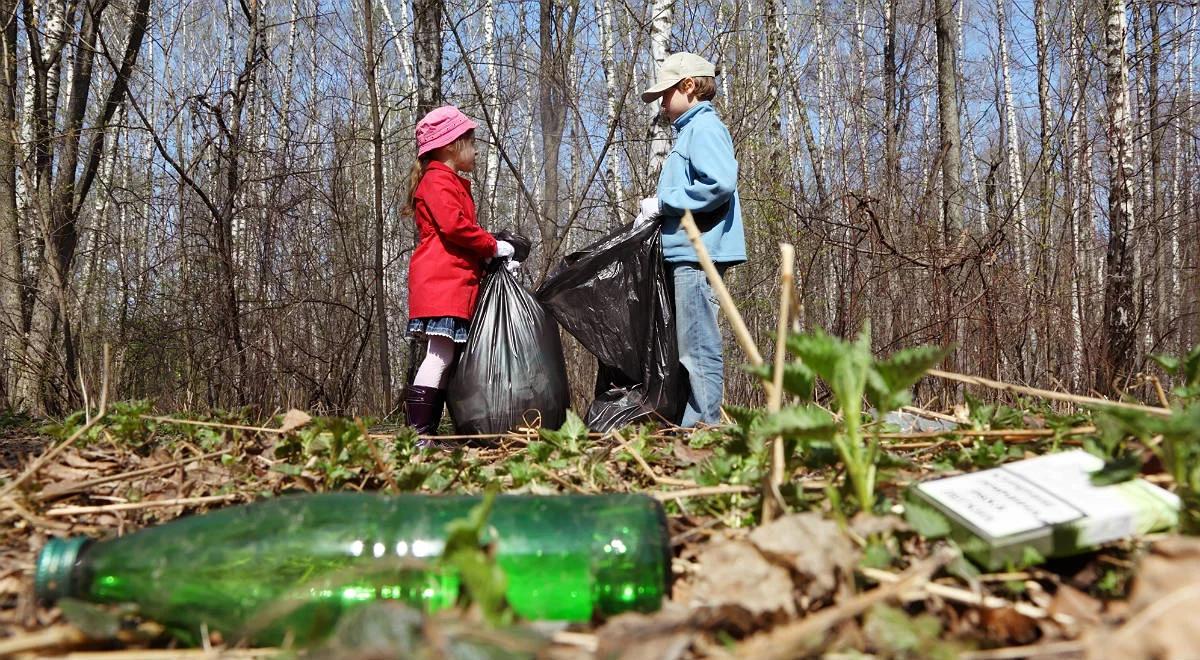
407, 161, 498, 319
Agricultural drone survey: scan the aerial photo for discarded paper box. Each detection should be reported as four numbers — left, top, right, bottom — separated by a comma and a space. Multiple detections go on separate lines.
912, 450, 1180, 569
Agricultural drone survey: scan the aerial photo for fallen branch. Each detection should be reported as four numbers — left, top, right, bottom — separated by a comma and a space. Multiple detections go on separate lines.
858, 566, 1074, 625
33, 450, 227, 502
0, 624, 88, 656
960, 640, 1087, 659
928, 369, 1172, 417
653, 485, 758, 501
45, 494, 241, 517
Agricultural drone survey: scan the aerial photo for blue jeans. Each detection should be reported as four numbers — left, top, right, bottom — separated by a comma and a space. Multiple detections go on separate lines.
672, 263, 726, 427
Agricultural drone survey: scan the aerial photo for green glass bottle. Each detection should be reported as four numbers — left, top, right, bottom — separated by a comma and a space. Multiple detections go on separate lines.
35, 493, 669, 646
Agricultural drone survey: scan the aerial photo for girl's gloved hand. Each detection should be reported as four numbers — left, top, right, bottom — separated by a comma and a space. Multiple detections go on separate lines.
504, 260, 521, 274
495, 240, 516, 259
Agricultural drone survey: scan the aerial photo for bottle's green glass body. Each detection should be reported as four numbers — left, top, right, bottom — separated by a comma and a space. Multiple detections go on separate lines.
36, 493, 669, 646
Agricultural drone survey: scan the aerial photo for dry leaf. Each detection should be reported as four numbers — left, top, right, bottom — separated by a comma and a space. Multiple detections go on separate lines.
748, 512, 859, 602
671, 441, 712, 466
689, 540, 795, 630
278, 409, 313, 433
594, 602, 694, 660
1048, 584, 1103, 628
979, 606, 1039, 645
1087, 536, 1200, 659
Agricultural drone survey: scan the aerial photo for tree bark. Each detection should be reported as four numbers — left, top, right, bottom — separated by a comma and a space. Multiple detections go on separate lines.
0, 0, 21, 407
935, 0, 963, 237
413, 0, 443, 117
362, 0, 392, 413
1100, 0, 1137, 392
646, 0, 672, 179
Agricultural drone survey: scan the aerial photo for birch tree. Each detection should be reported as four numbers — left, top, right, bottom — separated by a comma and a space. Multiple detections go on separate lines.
1101, 0, 1138, 392
646, 0, 672, 179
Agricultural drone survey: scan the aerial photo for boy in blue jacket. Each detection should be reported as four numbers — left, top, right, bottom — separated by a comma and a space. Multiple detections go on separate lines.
637, 52, 745, 427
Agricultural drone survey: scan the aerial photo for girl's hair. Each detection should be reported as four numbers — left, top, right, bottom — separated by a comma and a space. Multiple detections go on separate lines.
403, 129, 476, 215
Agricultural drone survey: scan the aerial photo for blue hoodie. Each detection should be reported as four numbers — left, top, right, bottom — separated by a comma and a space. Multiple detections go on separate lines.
656, 102, 746, 265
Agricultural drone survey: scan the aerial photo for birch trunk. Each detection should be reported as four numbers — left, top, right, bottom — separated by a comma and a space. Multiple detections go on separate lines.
413, 0, 443, 116
646, 0, 672, 179
1068, 0, 1086, 391
1101, 0, 1138, 392
381, 0, 417, 119
481, 0, 503, 219
597, 0, 623, 222
996, 0, 1030, 278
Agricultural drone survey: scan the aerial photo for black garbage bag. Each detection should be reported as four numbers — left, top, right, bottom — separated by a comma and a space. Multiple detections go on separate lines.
447, 265, 570, 434
536, 220, 684, 431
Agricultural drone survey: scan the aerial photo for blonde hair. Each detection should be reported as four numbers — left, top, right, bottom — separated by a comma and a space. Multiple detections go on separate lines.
403, 130, 476, 215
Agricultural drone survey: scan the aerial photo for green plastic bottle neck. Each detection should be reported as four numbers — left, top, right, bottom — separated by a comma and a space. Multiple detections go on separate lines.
35, 536, 90, 603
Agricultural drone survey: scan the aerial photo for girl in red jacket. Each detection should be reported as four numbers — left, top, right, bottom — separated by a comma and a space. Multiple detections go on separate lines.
403, 106, 514, 434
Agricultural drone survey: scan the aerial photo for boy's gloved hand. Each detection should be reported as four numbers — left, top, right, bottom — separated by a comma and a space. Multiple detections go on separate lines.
495, 240, 516, 259
633, 196, 660, 228
504, 260, 521, 274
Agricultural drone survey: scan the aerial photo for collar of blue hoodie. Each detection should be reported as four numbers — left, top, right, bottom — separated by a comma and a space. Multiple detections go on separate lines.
672, 101, 713, 131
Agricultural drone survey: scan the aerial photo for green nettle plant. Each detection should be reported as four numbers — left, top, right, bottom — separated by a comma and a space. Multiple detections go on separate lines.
749, 324, 949, 512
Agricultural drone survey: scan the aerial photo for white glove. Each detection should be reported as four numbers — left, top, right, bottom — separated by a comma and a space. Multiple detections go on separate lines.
633, 196, 660, 228
504, 260, 521, 274
495, 240, 515, 258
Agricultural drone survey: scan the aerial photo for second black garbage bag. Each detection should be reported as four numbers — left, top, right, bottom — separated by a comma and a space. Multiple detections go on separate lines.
448, 263, 570, 434
537, 220, 684, 431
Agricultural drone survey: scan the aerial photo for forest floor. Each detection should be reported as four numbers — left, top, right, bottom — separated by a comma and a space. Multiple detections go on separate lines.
0, 386, 1198, 659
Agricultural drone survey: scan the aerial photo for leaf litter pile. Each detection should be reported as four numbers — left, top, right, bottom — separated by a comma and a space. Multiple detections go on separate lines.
3, 339, 1200, 659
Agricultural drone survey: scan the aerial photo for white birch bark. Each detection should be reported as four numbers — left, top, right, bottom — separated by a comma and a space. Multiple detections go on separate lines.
958, 0, 984, 232
996, 0, 1030, 278
282, 0, 300, 145
1068, 0, 1086, 390
1102, 0, 1138, 387
646, 0, 672, 179
380, 0, 417, 120
854, 0, 868, 190
597, 0, 623, 220
482, 0, 503, 217
1131, 9, 1152, 355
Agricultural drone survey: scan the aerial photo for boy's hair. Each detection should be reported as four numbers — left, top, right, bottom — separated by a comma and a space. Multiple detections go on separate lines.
403, 130, 475, 215
690, 76, 718, 101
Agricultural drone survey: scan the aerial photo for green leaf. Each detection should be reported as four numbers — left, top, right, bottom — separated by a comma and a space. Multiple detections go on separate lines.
786, 327, 848, 385
59, 598, 128, 638
903, 493, 952, 539
1152, 354, 1182, 373
539, 410, 588, 453
863, 604, 942, 655
866, 345, 950, 414
754, 404, 838, 443
441, 487, 511, 626
743, 361, 816, 400
1089, 454, 1143, 486
269, 462, 304, 476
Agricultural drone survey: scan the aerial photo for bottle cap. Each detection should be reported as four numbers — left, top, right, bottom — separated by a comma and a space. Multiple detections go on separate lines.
35, 536, 90, 603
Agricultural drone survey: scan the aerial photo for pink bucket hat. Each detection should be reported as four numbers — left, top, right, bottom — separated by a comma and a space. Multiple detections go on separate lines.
416, 106, 478, 157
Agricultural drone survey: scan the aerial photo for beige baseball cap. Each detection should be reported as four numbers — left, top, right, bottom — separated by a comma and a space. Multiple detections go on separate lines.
641, 52, 718, 102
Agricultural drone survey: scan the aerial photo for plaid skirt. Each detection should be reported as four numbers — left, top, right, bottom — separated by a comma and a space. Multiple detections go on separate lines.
406, 316, 470, 344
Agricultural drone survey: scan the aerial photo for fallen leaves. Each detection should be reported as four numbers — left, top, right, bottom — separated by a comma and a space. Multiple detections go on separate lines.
1087, 536, 1200, 659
